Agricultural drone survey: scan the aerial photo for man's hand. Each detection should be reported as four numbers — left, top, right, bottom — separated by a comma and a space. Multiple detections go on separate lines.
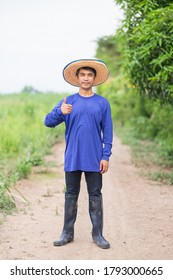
61, 98, 72, 115
100, 160, 109, 174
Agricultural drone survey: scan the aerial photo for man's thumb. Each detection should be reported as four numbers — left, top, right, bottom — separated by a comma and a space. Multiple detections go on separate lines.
63, 97, 66, 104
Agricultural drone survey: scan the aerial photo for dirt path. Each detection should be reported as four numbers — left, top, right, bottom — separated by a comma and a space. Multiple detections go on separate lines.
0, 136, 173, 260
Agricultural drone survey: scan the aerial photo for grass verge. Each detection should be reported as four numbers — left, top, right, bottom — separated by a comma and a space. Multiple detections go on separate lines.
0, 92, 65, 218
116, 124, 173, 186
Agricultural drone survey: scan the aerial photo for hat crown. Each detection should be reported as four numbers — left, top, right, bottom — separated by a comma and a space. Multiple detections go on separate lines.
63, 59, 109, 87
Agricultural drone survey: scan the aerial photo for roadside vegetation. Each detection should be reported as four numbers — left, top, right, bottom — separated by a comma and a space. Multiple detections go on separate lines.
0, 91, 65, 220
96, 0, 173, 185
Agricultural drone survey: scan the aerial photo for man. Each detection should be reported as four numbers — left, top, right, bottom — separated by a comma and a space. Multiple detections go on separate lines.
44, 59, 113, 249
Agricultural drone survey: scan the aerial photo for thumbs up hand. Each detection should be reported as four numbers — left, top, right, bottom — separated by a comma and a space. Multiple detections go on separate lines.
61, 97, 72, 115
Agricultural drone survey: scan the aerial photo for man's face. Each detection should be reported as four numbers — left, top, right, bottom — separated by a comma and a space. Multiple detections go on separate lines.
77, 69, 96, 90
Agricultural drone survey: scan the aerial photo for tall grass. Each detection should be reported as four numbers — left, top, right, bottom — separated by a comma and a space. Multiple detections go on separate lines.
0, 92, 65, 215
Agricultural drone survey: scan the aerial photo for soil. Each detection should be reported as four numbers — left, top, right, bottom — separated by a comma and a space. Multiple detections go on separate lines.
0, 136, 173, 260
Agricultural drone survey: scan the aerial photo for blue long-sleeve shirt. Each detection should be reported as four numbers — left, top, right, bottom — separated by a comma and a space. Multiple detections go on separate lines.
44, 93, 113, 172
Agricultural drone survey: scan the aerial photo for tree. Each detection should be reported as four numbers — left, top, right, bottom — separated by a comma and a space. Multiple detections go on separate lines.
96, 35, 123, 77
115, 0, 173, 103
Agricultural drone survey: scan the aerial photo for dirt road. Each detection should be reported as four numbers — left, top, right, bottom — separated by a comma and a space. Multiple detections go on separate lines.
0, 137, 173, 260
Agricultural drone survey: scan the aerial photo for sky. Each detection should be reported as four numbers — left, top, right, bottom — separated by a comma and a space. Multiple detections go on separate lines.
0, 0, 123, 94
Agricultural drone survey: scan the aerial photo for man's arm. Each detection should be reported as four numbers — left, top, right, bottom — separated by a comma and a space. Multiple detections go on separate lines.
100, 101, 113, 173
44, 97, 72, 127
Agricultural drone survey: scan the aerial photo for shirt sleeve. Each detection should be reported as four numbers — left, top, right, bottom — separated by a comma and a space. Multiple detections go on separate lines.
101, 101, 113, 161
44, 99, 65, 127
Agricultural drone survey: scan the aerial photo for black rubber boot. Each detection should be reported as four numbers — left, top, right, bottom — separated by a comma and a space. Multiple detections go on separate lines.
53, 195, 78, 246
89, 196, 110, 249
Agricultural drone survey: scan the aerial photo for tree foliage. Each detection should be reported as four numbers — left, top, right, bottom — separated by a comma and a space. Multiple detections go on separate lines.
96, 35, 123, 76
115, 0, 173, 103
95, 1, 173, 182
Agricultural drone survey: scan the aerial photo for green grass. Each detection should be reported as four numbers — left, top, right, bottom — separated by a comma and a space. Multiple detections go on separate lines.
147, 170, 173, 185
116, 124, 173, 185
0, 91, 66, 214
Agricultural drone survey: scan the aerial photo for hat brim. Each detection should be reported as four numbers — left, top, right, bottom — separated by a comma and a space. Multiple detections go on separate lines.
63, 59, 109, 87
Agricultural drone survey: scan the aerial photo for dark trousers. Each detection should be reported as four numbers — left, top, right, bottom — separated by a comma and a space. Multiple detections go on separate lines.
65, 171, 102, 198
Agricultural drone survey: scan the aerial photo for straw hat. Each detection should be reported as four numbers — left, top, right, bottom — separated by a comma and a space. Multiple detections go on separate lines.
63, 59, 109, 87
